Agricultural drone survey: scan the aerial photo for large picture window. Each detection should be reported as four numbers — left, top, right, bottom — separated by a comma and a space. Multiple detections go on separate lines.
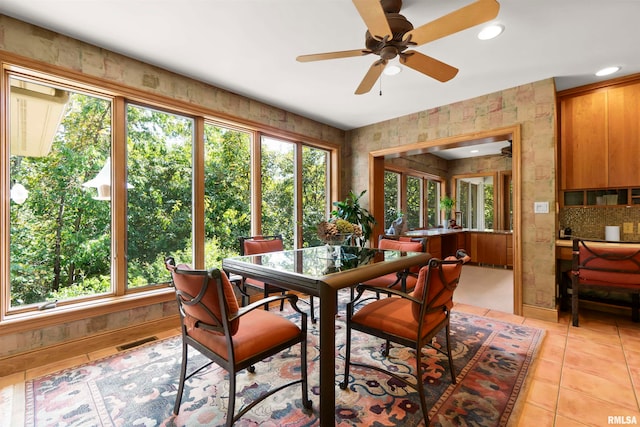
126, 104, 194, 289
383, 168, 442, 230
8, 76, 113, 310
1, 64, 337, 321
260, 136, 330, 249
204, 123, 251, 263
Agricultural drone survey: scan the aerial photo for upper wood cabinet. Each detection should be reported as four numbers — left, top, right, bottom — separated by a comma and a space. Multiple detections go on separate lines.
560, 90, 608, 189
608, 83, 640, 187
559, 75, 640, 190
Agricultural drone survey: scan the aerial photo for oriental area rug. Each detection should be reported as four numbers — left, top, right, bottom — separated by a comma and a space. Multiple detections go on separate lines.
25, 294, 544, 427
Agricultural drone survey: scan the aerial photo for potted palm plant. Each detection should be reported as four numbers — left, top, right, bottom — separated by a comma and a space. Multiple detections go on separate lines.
440, 196, 455, 227
330, 190, 376, 247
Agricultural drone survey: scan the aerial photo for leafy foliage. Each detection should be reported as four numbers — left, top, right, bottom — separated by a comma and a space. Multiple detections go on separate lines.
9, 89, 331, 307
331, 190, 376, 246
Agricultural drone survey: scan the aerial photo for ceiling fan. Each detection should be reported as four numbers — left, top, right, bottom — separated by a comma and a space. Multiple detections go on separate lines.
296, 0, 500, 95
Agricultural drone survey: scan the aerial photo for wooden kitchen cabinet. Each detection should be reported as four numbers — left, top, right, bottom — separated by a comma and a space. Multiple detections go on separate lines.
466, 231, 513, 267
559, 75, 640, 190
560, 89, 608, 190
608, 82, 640, 187
426, 235, 441, 260
478, 233, 507, 265
465, 232, 511, 267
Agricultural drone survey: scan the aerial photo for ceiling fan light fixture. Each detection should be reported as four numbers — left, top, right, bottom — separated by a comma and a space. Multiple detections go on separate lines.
595, 66, 621, 77
383, 64, 402, 76
477, 24, 504, 40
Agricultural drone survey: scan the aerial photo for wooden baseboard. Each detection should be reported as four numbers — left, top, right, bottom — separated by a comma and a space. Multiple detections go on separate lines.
0, 315, 180, 377
522, 303, 559, 323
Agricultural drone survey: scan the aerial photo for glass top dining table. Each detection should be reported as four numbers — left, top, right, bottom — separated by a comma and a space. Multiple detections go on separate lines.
222, 244, 430, 426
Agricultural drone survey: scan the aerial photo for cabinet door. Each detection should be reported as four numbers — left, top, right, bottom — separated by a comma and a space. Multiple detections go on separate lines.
426, 235, 441, 260
608, 83, 640, 187
477, 233, 507, 265
466, 233, 478, 263
560, 91, 608, 189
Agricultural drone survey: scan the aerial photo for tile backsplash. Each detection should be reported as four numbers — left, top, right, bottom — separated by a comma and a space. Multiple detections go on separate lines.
559, 207, 640, 241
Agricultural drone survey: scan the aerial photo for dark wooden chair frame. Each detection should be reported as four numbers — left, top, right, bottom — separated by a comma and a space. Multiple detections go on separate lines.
571, 238, 640, 326
341, 250, 468, 426
166, 257, 311, 426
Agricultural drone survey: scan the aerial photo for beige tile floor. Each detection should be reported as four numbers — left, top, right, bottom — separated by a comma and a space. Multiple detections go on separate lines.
2, 304, 639, 426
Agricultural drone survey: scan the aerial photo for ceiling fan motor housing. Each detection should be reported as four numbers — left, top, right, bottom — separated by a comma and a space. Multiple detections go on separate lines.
365, 13, 414, 56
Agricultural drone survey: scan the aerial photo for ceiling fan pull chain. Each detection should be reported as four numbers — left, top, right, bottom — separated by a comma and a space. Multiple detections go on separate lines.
379, 75, 383, 96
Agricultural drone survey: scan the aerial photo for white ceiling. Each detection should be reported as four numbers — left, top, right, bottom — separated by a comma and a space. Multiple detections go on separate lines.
1, 0, 639, 131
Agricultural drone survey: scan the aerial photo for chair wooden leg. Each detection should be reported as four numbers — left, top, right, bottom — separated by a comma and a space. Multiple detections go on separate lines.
173, 338, 189, 415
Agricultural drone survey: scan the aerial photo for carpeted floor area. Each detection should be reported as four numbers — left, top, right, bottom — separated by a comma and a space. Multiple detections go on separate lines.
25, 290, 543, 426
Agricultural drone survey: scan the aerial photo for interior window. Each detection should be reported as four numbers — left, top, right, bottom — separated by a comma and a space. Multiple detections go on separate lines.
406, 175, 422, 229
384, 171, 400, 230
426, 179, 440, 227
456, 175, 495, 230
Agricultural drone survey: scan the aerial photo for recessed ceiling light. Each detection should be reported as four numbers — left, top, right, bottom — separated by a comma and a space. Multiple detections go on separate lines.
478, 24, 504, 40
470, 149, 479, 154
383, 64, 402, 76
595, 66, 621, 77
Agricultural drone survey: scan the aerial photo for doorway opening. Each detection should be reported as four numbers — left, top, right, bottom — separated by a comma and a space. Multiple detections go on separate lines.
368, 125, 522, 315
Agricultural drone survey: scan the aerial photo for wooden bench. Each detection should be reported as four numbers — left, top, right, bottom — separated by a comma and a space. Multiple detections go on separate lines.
571, 238, 640, 326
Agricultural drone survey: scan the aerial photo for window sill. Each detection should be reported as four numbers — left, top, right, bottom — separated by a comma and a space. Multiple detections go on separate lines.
0, 287, 176, 336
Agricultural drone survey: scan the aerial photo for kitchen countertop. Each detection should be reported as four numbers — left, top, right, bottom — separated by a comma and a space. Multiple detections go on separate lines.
556, 238, 640, 248
403, 228, 513, 237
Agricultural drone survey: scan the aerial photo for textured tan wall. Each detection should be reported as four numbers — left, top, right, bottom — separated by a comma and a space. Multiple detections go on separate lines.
346, 80, 558, 309
0, 15, 345, 358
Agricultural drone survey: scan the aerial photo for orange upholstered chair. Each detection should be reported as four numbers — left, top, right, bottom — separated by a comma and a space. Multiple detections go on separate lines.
165, 257, 311, 426
571, 238, 640, 326
340, 250, 470, 426
238, 235, 316, 323
354, 235, 427, 300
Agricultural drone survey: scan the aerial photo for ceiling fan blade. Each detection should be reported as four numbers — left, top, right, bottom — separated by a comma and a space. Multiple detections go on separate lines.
355, 60, 386, 95
297, 49, 368, 62
403, 0, 500, 46
352, 0, 393, 40
400, 51, 458, 82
